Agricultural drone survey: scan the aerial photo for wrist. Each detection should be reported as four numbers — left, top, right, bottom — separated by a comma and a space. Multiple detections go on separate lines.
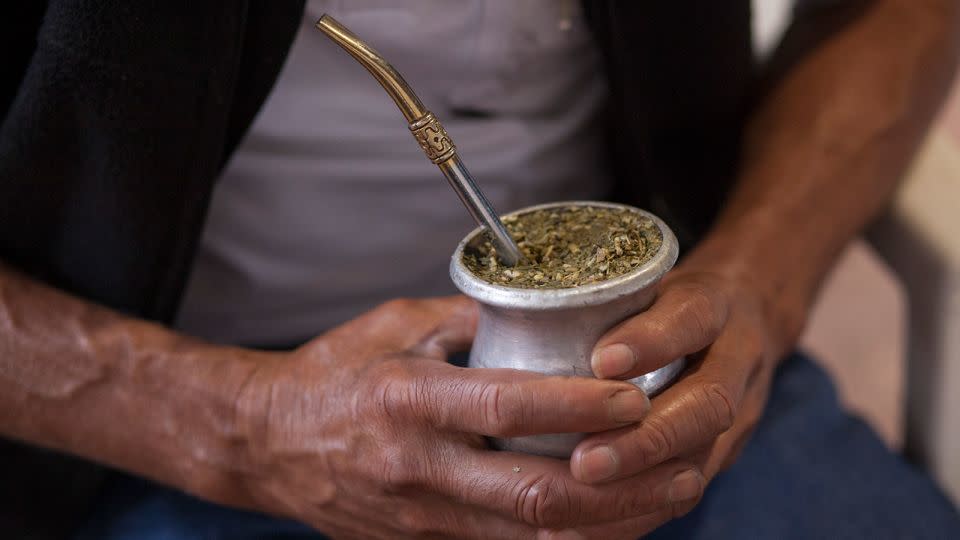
121, 340, 278, 508
179, 345, 281, 507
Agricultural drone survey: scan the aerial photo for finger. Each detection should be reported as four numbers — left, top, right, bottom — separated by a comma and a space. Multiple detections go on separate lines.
390, 359, 652, 437
417, 295, 479, 327
538, 509, 675, 540
540, 491, 703, 540
391, 495, 538, 540
573, 322, 760, 483
327, 295, 476, 353
710, 362, 773, 476
410, 298, 479, 360
590, 276, 729, 379
437, 447, 703, 529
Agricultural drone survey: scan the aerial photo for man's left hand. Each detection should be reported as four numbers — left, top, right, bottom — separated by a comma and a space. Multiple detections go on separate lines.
566, 256, 798, 533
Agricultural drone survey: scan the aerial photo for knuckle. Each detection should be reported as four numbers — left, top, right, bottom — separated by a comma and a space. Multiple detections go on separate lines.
637, 417, 678, 465
368, 360, 419, 420
370, 374, 403, 421
681, 281, 716, 311
378, 450, 422, 493
677, 283, 725, 341
515, 474, 577, 528
643, 315, 689, 365
477, 382, 523, 436
644, 313, 671, 340
698, 382, 737, 433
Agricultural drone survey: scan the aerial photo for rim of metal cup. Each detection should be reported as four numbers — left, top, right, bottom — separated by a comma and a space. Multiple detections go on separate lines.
450, 201, 679, 310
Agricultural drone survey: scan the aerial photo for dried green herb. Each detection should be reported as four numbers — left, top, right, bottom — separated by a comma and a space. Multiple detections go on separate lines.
463, 205, 662, 289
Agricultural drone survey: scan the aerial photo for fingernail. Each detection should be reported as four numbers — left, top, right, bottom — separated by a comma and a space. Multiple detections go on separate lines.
608, 388, 650, 423
579, 445, 618, 483
668, 469, 704, 503
591, 343, 636, 378
537, 529, 585, 540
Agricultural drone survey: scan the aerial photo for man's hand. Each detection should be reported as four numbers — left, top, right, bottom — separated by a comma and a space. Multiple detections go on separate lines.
558, 0, 960, 536
0, 262, 702, 539
222, 297, 704, 539
555, 253, 793, 538
577, 262, 785, 478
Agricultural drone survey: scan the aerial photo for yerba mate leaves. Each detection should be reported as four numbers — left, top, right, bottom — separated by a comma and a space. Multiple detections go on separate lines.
463, 206, 662, 289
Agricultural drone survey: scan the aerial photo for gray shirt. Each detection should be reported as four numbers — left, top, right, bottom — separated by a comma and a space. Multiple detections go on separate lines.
176, 0, 612, 346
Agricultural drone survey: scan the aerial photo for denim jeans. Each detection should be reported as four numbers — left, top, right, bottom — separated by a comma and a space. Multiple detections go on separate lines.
75, 352, 960, 539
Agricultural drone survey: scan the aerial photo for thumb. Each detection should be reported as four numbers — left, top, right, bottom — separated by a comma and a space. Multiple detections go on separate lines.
591, 279, 728, 379
410, 296, 478, 360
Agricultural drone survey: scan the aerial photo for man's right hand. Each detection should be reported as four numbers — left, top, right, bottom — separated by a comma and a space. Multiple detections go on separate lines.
218, 297, 704, 539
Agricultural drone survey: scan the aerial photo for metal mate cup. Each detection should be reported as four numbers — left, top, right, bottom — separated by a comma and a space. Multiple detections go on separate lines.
450, 201, 685, 457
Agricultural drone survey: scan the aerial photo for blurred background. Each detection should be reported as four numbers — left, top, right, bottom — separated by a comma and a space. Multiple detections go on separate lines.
754, 0, 960, 503
802, 74, 960, 450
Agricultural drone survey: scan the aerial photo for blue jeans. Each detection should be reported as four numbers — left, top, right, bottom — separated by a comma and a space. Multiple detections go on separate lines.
76, 352, 960, 539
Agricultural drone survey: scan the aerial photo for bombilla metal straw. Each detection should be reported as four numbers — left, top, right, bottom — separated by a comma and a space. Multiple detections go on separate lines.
315, 14, 523, 267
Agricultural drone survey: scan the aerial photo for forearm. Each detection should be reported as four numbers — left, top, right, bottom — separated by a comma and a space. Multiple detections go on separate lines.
0, 263, 265, 499
686, 0, 960, 345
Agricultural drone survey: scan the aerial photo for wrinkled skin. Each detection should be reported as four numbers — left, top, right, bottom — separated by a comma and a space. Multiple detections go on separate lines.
574, 263, 787, 493
0, 2, 954, 538
526, 242, 792, 539
229, 297, 705, 539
